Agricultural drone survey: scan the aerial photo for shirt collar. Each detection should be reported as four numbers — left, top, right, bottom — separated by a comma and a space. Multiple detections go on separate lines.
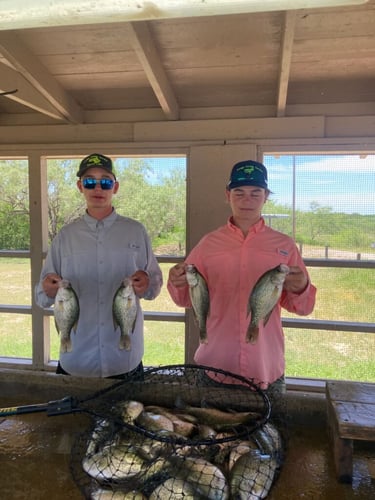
227, 215, 265, 234
84, 207, 118, 230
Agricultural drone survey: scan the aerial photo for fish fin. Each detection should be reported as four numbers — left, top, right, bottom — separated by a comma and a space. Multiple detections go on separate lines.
263, 308, 274, 327
246, 324, 259, 344
131, 316, 137, 334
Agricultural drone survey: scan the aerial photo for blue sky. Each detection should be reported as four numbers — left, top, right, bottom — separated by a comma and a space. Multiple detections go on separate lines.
120, 154, 374, 216
264, 154, 375, 216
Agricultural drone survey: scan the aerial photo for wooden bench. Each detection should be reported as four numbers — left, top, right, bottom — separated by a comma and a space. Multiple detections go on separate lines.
326, 381, 375, 483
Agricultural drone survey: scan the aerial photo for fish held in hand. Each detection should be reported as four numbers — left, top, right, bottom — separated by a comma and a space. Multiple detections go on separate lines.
246, 264, 289, 344
186, 264, 210, 344
54, 279, 79, 353
113, 278, 137, 351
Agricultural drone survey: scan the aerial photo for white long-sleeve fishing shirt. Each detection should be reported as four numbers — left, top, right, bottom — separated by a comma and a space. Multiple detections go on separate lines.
35, 209, 163, 377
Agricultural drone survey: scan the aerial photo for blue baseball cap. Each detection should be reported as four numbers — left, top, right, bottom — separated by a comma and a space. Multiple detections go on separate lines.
227, 160, 268, 190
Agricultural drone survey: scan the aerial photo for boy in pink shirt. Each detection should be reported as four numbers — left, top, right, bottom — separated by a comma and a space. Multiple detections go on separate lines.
168, 160, 316, 396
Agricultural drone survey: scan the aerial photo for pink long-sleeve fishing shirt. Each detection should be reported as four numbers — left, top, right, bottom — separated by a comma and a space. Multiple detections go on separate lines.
167, 217, 316, 387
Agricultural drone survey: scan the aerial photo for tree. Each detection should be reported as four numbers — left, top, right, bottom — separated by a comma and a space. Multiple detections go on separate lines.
114, 158, 186, 253
298, 202, 338, 244
0, 156, 187, 253
47, 159, 84, 241
0, 159, 30, 249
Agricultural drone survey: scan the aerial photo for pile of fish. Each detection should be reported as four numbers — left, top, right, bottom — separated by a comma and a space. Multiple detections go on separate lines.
81, 399, 283, 499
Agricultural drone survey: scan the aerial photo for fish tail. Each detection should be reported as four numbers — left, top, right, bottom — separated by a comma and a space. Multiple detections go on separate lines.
60, 336, 72, 353
199, 329, 208, 344
119, 333, 131, 350
246, 324, 259, 344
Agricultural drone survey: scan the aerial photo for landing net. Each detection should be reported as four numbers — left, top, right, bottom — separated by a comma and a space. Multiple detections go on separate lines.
70, 364, 285, 499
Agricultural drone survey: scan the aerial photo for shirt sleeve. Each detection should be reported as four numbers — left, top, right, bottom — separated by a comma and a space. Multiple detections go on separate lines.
281, 281, 317, 315
280, 244, 317, 315
167, 278, 191, 308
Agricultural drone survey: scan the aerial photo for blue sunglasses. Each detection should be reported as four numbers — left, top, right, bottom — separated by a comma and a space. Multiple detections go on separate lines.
82, 178, 115, 190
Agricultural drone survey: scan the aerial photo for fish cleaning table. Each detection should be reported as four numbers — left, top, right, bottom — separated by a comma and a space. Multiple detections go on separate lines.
326, 380, 375, 483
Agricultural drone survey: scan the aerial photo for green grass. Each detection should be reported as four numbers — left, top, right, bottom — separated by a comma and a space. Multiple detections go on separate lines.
0, 259, 374, 382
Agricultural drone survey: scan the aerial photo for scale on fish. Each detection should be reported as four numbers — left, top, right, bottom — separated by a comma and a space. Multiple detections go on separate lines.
246, 264, 290, 344
113, 277, 137, 350
186, 264, 210, 344
54, 279, 79, 353
229, 448, 278, 499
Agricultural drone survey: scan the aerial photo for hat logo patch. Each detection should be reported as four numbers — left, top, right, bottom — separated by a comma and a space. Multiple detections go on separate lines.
87, 154, 103, 166
238, 165, 255, 176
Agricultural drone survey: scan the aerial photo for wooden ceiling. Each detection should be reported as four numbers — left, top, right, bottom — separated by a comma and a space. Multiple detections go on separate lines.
0, 1, 374, 125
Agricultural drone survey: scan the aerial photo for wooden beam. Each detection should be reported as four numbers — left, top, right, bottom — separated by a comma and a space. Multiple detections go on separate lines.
0, 31, 83, 123
0, 62, 65, 120
276, 11, 297, 117
128, 21, 179, 121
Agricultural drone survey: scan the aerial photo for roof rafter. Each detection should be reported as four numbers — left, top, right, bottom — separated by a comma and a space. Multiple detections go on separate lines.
276, 10, 297, 117
127, 21, 179, 121
0, 31, 83, 123
0, 62, 65, 120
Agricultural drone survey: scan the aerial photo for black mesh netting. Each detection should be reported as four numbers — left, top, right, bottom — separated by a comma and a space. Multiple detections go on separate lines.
70, 364, 286, 499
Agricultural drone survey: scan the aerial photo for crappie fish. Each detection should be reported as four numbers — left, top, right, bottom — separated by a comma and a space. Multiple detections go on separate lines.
230, 448, 278, 499
113, 278, 137, 350
252, 422, 283, 457
91, 488, 147, 500
186, 264, 210, 344
149, 477, 197, 499
170, 455, 230, 500
228, 440, 258, 470
246, 264, 289, 344
54, 279, 79, 353
175, 399, 258, 430
85, 418, 113, 456
142, 454, 175, 482
135, 410, 174, 433
119, 400, 145, 423
82, 442, 147, 482
145, 405, 197, 437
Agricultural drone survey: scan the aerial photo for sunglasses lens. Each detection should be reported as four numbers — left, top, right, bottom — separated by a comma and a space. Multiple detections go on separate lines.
82, 178, 96, 189
82, 178, 114, 190
101, 179, 114, 190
